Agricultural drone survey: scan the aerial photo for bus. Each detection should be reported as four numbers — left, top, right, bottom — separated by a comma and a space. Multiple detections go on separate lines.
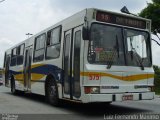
3, 8, 155, 106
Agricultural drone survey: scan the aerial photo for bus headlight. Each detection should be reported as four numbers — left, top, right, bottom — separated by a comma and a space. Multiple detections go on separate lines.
84, 87, 100, 94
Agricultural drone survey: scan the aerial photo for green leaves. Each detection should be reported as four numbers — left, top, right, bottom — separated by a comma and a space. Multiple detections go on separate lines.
153, 0, 160, 4
139, 0, 160, 31
153, 65, 160, 95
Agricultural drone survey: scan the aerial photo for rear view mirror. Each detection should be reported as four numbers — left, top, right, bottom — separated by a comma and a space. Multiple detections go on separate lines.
82, 27, 89, 40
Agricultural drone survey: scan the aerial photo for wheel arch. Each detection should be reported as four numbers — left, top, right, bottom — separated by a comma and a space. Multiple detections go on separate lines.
45, 73, 61, 106
45, 73, 57, 95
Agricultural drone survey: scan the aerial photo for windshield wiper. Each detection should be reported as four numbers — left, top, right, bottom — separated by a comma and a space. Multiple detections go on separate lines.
116, 35, 120, 58
107, 36, 119, 69
130, 38, 134, 60
106, 49, 116, 69
133, 51, 144, 70
129, 38, 144, 70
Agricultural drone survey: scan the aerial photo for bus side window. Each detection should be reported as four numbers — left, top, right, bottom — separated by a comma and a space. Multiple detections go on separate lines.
10, 48, 17, 66
46, 26, 61, 59
33, 33, 46, 62
47, 31, 51, 46
17, 44, 25, 65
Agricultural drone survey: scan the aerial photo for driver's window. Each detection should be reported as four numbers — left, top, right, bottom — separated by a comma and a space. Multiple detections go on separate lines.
127, 33, 147, 58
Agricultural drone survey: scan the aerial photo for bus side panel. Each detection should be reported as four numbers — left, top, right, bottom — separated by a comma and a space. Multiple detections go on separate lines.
30, 61, 62, 95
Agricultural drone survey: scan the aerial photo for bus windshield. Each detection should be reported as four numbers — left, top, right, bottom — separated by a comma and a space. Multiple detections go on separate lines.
88, 23, 152, 67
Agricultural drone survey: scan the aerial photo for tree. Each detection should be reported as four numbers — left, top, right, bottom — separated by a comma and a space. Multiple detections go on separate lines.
153, 65, 160, 94
139, 0, 160, 31
153, 0, 160, 4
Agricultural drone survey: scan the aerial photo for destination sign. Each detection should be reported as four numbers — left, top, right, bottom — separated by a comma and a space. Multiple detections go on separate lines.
96, 11, 146, 29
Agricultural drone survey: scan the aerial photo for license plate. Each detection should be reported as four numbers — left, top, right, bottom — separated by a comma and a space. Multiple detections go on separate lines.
122, 95, 133, 101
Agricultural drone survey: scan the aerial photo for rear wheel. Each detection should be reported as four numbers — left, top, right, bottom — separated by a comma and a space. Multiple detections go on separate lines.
46, 78, 60, 106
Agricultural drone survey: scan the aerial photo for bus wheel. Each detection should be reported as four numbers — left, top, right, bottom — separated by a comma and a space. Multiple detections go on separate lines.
46, 78, 59, 106
11, 77, 17, 94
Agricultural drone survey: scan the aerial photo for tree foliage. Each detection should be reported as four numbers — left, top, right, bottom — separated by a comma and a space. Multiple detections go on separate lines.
139, 0, 160, 31
153, 0, 160, 4
153, 65, 160, 94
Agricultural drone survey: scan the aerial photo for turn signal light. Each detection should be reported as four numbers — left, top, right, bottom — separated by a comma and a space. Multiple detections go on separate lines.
84, 87, 100, 94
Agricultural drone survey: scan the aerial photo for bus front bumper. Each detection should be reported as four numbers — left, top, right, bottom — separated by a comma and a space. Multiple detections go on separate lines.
82, 92, 155, 103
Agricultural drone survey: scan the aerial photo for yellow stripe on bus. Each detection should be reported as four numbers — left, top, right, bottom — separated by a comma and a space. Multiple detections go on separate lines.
16, 64, 45, 73
80, 72, 154, 81
15, 74, 24, 80
15, 73, 45, 84
31, 73, 45, 81
31, 64, 45, 69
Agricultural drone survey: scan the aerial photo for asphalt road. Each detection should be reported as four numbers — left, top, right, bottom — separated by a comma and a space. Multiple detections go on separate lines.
0, 85, 160, 120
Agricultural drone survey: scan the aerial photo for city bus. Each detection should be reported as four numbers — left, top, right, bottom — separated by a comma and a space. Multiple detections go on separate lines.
3, 8, 155, 106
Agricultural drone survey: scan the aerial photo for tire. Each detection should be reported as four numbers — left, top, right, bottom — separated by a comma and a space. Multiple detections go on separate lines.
46, 78, 60, 106
105, 102, 112, 105
11, 77, 17, 94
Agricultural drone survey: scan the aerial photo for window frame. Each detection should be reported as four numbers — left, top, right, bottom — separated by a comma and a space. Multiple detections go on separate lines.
10, 47, 17, 66
88, 22, 126, 65
17, 43, 25, 65
88, 22, 152, 67
45, 25, 62, 60
124, 28, 152, 67
33, 33, 46, 63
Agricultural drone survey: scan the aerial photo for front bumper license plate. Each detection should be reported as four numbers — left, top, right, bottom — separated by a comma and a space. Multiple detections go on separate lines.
122, 95, 133, 101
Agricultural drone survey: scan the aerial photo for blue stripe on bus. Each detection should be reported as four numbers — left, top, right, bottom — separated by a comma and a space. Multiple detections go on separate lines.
9, 64, 63, 82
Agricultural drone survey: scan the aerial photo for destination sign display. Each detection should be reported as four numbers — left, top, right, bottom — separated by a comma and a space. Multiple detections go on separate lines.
96, 11, 146, 29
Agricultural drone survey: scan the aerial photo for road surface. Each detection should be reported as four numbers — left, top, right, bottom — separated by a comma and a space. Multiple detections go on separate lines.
0, 85, 160, 120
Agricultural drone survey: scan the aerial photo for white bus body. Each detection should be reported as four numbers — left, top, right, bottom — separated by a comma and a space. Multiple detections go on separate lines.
3, 8, 155, 105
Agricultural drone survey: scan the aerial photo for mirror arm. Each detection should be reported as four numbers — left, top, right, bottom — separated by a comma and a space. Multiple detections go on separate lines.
153, 29, 160, 41
152, 39, 160, 46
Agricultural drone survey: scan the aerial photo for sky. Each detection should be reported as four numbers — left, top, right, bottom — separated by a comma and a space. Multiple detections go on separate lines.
0, 0, 160, 67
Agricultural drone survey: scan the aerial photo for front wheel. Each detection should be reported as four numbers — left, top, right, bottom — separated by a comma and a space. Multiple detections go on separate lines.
46, 78, 60, 106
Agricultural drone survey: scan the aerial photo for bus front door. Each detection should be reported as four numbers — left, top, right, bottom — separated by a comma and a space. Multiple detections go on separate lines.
72, 26, 82, 98
63, 30, 73, 99
24, 47, 32, 92
5, 55, 11, 86
63, 26, 82, 99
